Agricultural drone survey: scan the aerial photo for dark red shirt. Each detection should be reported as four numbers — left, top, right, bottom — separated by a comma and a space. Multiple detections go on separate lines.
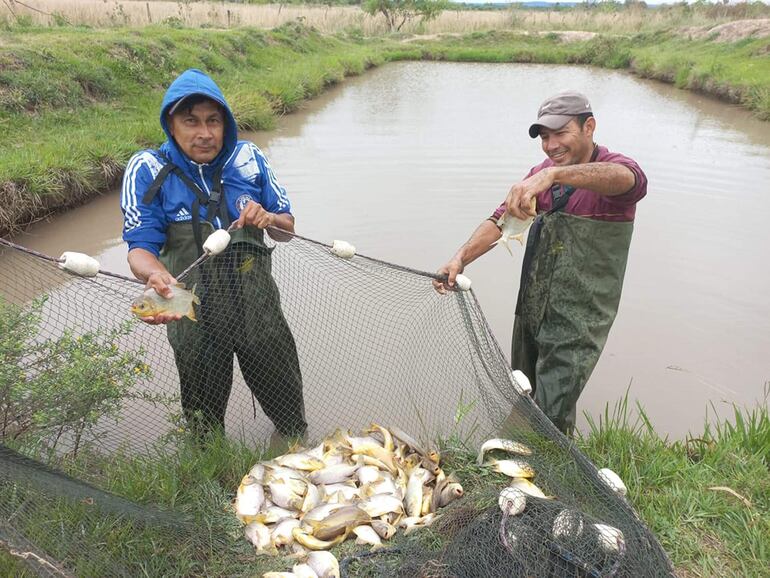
492, 145, 647, 222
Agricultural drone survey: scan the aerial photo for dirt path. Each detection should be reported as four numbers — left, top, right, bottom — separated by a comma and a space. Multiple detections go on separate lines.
681, 18, 770, 42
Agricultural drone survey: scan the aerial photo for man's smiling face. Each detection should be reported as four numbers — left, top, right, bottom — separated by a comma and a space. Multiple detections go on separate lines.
539, 116, 596, 166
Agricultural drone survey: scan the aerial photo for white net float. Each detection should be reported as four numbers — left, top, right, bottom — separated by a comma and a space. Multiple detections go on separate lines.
498, 487, 526, 516
598, 468, 627, 496
594, 523, 626, 553
59, 252, 100, 277
203, 229, 231, 255
512, 369, 533, 395
552, 509, 584, 539
331, 240, 356, 259
454, 274, 472, 291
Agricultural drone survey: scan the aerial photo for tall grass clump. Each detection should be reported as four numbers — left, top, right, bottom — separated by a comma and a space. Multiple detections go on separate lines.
579, 392, 770, 578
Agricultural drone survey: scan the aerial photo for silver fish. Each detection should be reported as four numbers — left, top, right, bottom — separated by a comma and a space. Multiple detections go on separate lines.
292, 563, 319, 578
309, 463, 359, 485
235, 476, 264, 522
244, 521, 273, 553
477, 438, 533, 465
352, 525, 383, 549
272, 518, 302, 548
490, 201, 536, 256
306, 551, 340, 578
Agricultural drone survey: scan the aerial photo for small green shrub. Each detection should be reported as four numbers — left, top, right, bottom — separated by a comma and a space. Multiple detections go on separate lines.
0, 296, 170, 457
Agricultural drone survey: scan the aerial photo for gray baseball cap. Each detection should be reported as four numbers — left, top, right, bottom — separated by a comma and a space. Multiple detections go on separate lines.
528, 91, 593, 138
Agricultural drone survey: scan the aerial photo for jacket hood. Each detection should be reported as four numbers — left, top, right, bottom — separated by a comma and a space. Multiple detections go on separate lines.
159, 69, 237, 169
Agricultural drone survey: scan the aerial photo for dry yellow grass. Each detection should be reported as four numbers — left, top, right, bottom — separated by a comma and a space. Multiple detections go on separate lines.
0, 0, 766, 36
0, 0, 508, 34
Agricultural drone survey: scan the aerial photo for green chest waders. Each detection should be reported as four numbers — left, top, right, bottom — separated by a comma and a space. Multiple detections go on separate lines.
146, 161, 307, 438
512, 193, 633, 434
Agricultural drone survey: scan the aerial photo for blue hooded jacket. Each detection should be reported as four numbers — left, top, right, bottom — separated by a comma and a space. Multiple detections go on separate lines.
121, 69, 292, 256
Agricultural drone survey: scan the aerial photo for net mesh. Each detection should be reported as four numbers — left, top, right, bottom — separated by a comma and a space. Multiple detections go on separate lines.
0, 233, 674, 577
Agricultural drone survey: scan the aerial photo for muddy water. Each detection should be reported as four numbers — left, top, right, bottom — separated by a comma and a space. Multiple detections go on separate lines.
7, 62, 770, 439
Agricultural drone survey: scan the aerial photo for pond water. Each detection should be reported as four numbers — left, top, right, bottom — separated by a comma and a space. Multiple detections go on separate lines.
8, 61, 770, 439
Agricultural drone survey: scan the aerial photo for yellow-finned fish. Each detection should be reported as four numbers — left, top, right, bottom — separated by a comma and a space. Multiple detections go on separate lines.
130, 283, 199, 322
487, 458, 536, 479
292, 527, 348, 551
307, 505, 370, 541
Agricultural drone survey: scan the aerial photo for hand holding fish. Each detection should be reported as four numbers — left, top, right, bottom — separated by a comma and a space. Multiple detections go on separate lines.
432, 256, 464, 295
505, 168, 553, 220
131, 272, 198, 325
146, 270, 177, 299
138, 271, 183, 324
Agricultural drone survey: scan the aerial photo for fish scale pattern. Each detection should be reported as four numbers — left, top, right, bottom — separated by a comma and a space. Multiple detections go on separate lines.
0, 234, 674, 577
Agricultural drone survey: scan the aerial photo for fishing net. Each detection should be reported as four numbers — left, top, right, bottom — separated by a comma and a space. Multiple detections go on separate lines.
0, 232, 674, 577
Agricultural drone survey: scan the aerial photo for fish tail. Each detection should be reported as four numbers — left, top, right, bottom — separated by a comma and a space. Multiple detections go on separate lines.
191, 283, 200, 305
503, 240, 514, 257
187, 304, 198, 322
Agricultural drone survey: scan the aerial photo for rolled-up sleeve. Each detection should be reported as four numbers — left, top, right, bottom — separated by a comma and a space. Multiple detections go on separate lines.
121, 151, 167, 256
603, 152, 647, 206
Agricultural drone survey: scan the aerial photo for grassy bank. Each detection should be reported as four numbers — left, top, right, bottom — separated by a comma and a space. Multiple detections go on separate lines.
1, 398, 767, 576
0, 24, 383, 235
387, 30, 770, 118
1, 22, 768, 235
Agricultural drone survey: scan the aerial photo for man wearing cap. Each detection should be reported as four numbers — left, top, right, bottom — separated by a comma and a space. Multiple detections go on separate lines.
121, 68, 307, 442
434, 91, 647, 435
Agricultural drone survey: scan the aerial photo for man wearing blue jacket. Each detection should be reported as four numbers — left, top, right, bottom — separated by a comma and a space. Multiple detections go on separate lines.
121, 69, 307, 441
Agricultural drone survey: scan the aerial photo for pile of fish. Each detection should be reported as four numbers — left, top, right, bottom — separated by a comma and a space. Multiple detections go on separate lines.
235, 424, 464, 577
481, 438, 627, 554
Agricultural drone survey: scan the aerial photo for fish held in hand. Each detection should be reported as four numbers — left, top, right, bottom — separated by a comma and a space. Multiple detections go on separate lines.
130, 283, 200, 321
490, 198, 536, 256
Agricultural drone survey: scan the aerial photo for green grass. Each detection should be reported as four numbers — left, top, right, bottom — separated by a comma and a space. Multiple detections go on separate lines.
0, 431, 288, 576
387, 30, 770, 118
0, 23, 384, 235
578, 394, 770, 578
629, 32, 770, 119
